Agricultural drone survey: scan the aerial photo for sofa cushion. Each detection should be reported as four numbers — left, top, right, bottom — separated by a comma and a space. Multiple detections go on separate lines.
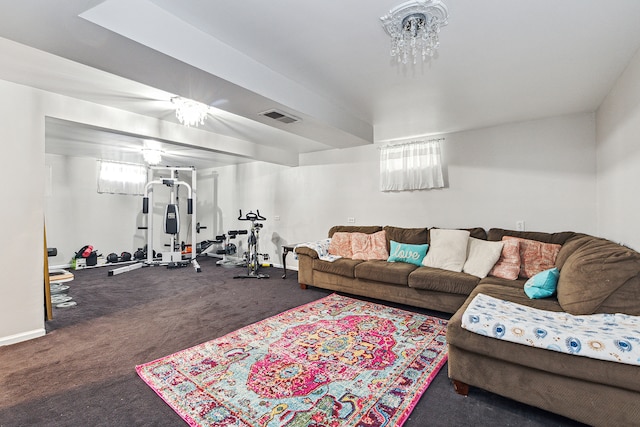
488, 238, 521, 280
313, 258, 363, 278
524, 268, 559, 299
351, 231, 389, 260
487, 228, 576, 245
354, 260, 417, 286
328, 225, 382, 238
554, 234, 592, 270
328, 232, 353, 258
387, 241, 429, 266
503, 236, 561, 278
463, 238, 504, 278
422, 229, 470, 272
408, 266, 480, 295
557, 237, 640, 315
428, 227, 487, 242
383, 226, 428, 252
479, 275, 527, 289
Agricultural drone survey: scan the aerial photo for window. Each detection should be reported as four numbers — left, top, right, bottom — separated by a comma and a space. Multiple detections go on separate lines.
379, 139, 444, 191
97, 160, 147, 195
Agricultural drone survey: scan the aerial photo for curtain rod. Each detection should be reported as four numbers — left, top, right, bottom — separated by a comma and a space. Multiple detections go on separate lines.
379, 137, 445, 149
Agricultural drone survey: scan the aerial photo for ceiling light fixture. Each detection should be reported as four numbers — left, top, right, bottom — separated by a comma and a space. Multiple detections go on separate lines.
142, 140, 163, 165
171, 96, 210, 127
380, 0, 449, 64
142, 148, 163, 165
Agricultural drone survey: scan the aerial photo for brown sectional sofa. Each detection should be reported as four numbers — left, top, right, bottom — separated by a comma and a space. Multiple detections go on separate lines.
294, 225, 640, 426
295, 225, 488, 313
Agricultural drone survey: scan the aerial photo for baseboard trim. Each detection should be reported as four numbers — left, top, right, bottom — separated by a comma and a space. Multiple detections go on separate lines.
0, 328, 46, 346
50, 263, 72, 270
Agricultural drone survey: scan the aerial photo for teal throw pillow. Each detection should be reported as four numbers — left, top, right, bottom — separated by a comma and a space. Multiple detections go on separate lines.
524, 267, 560, 299
387, 240, 429, 267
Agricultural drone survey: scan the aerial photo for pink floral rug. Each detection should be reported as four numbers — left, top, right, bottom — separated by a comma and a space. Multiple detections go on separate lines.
136, 293, 448, 426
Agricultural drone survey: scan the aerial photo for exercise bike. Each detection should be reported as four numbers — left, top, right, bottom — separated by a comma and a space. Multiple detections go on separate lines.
233, 210, 270, 279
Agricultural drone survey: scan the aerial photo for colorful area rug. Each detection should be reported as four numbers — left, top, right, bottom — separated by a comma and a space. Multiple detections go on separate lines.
136, 293, 448, 427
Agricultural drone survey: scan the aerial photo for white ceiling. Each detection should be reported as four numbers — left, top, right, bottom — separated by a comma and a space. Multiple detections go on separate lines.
1, 0, 640, 168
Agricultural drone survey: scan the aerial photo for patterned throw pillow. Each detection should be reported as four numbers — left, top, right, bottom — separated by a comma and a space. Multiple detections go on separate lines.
387, 240, 429, 266
489, 238, 521, 280
504, 236, 562, 278
328, 232, 353, 258
351, 231, 389, 260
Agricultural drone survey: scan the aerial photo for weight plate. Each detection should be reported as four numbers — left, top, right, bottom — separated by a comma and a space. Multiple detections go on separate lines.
50, 284, 70, 294
51, 295, 73, 304
56, 301, 77, 308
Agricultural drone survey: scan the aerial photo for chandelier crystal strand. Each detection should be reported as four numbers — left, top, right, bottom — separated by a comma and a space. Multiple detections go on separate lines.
171, 97, 210, 127
380, 0, 449, 65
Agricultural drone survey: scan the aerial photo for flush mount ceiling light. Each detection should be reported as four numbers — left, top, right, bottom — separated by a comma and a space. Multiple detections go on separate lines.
142, 148, 162, 165
171, 96, 210, 127
142, 140, 163, 165
380, 0, 449, 64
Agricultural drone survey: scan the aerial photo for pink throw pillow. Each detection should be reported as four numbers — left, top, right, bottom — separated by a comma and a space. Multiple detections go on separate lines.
328, 232, 353, 258
489, 238, 521, 280
504, 236, 561, 278
351, 231, 389, 260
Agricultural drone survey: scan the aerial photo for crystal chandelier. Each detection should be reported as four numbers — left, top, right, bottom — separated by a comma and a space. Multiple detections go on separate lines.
171, 97, 210, 127
380, 0, 449, 64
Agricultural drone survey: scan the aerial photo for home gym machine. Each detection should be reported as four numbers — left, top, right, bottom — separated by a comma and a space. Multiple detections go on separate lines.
108, 166, 201, 276
233, 210, 270, 279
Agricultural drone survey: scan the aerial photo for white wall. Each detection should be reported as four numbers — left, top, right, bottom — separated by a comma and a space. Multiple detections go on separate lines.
45, 155, 144, 264
45, 156, 220, 267
0, 80, 46, 345
0, 58, 617, 347
596, 47, 640, 250
215, 113, 597, 270
1, 77, 241, 345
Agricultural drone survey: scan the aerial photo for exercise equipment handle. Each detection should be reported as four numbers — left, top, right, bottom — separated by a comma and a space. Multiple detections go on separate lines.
188, 198, 193, 215
142, 197, 149, 214
237, 209, 267, 221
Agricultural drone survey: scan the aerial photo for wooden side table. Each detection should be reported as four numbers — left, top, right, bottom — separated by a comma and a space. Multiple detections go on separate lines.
281, 244, 297, 279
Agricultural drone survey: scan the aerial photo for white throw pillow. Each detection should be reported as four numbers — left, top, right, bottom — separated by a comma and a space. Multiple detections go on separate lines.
422, 229, 470, 272
463, 238, 505, 278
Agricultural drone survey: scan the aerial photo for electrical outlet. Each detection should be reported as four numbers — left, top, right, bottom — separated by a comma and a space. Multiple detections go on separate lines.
516, 220, 525, 231
347, 217, 355, 223
274, 215, 280, 221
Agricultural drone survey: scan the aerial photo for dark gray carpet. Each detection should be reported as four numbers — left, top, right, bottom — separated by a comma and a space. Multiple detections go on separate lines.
0, 257, 584, 426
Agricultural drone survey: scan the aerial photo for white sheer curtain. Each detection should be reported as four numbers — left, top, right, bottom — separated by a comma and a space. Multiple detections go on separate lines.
379, 139, 444, 191
97, 160, 147, 195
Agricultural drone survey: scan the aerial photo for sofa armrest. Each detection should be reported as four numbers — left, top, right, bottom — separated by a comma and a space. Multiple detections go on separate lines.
294, 246, 319, 259
294, 246, 319, 287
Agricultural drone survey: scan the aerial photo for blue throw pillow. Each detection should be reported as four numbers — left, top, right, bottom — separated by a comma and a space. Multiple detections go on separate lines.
524, 267, 560, 299
387, 240, 429, 266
